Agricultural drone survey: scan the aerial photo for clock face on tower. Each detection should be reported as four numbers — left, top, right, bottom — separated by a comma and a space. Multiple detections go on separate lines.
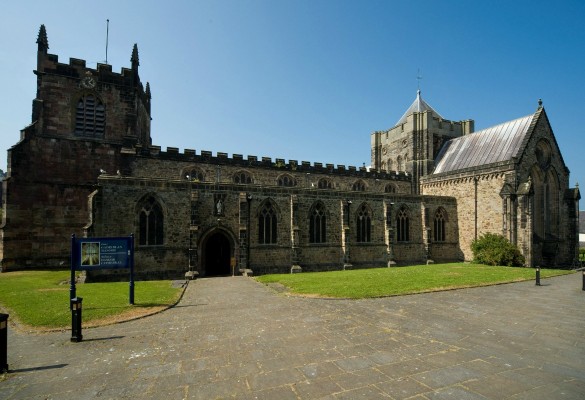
81, 75, 96, 89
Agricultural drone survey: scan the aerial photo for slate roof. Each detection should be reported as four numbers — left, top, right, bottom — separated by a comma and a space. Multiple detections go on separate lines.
432, 113, 536, 175
395, 90, 443, 126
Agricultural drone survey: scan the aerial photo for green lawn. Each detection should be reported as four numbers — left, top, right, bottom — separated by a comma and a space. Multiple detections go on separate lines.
0, 270, 182, 329
256, 263, 573, 298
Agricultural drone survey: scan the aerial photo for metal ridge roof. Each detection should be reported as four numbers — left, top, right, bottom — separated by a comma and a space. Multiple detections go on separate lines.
432, 113, 535, 175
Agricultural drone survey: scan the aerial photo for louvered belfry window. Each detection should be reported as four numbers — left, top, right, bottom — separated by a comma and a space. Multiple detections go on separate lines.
75, 95, 105, 138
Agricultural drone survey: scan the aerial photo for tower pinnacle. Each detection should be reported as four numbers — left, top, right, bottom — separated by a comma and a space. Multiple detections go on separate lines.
131, 43, 139, 69
36, 24, 49, 53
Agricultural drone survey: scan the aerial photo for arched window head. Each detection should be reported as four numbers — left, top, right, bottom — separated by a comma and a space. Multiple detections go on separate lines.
258, 200, 278, 244
277, 174, 296, 187
138, 196, 163, 246
535, 139, 552, 170
356, 203, 372, 243
183, 168, 204, 182
234, 171, 252, 184
317, 178, 333, 189
309, 202, 327, 243
352, 180, 366, 192
380, 161, 387, 171
397, 156, 404, 171
385, 184, 397, 193
396, 206, 409, 242
75, 95, 105, 138
387, 159, 394, 171
433, 208, 447, 242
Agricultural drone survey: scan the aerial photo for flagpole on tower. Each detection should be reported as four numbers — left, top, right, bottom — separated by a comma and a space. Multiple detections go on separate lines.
105, 19, 109, 64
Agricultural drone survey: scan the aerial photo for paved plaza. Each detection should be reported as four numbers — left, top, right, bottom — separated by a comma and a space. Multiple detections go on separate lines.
1, 273, 584, 399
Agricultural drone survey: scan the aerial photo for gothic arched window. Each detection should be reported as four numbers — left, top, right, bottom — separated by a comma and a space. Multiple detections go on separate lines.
317, 178, 333, 189
75, 95, 105, 138
183, 168, 204, 182
277, 174, 296, 187
356, 204, 372, 243
396, 206, 409, 242
385, 184, 397, 193
352, 180, 366, 191
234, 171, 252, 184
138, 196, 164, 246
434, 208, 447, 242
309, 202, 327, 243
258, 201, 277, 244
397, 156, 404, 172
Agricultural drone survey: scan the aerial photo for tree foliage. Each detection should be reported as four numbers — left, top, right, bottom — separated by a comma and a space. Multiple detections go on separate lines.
471, 233, 525, 267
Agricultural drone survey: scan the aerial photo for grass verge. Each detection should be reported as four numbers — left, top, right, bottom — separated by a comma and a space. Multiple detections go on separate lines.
255, 263, 573, 298
0, 270, 183, 330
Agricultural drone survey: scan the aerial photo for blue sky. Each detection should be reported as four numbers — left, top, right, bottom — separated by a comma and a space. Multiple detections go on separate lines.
1, 0, 584, 193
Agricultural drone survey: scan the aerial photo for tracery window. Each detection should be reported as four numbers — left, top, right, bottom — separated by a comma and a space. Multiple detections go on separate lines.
234, 171, 252, 184
396, 206, 409, 242
532, 166, 560, 239
309, 202, 327, 243
138, 196, 164, 246
277, 174, 296, 187
183, 168, 204, 182
258, 201, 277, 244
352, 180, 366, 191
385, 184, 397, 193
434, 208, 446, 242
387, 159, 394, 171
317, 178, 333, 189
75, 95, 105, 138
356, 204, 372, 243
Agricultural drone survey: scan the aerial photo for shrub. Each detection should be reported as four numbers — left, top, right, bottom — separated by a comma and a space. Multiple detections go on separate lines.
579, 247, 585, 261
471, 233, 525, 267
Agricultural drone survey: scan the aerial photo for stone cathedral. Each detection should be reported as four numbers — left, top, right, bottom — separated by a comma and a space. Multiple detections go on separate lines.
0, 26, 580, 280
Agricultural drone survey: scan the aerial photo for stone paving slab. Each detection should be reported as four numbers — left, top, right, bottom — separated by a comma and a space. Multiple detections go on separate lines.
1, 273, 584, 399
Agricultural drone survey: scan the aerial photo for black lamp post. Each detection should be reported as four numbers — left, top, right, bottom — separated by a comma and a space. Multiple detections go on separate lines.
70, 297, 83, 342
0, 313, 8, 372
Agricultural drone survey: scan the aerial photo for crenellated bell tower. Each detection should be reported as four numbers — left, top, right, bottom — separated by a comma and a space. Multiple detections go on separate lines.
0, 25, 152, 270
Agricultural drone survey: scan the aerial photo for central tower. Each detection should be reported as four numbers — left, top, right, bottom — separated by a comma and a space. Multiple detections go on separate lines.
371, 91, 474, 193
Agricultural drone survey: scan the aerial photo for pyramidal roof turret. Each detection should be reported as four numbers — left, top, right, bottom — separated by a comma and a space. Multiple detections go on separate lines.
395, 90, 443, 127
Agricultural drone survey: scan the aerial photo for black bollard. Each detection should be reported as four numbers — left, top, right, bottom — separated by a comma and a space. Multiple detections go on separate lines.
535, 266, 541, 286
70, 297, 83, 342
582, 270, 585, 292
0, 313, 8, 372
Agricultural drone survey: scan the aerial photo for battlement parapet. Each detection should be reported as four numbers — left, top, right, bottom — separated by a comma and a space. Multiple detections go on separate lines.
37, 52, 147, 98
131, 145, 411, 181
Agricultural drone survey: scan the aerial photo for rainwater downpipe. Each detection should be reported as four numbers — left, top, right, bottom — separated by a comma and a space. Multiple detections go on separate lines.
474, 176, 479, 240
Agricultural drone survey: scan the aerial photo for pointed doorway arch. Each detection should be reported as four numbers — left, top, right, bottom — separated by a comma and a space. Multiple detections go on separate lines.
202, 230, 233, 276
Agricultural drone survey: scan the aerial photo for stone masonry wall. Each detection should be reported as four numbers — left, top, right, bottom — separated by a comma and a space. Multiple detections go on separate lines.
86, 159, 459, 279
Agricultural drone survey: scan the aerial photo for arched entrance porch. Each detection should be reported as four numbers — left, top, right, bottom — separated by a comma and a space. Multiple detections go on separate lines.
200, 229, 234, 276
